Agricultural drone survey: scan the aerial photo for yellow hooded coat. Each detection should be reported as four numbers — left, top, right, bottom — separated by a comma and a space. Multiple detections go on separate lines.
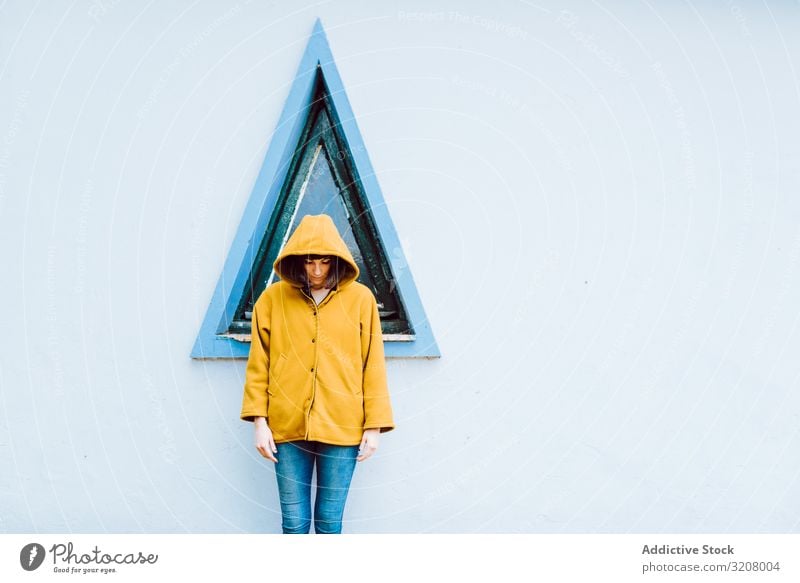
240, 214, 395, 445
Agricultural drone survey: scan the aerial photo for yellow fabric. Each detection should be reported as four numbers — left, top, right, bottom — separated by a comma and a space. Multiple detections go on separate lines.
240, 214, 395, 445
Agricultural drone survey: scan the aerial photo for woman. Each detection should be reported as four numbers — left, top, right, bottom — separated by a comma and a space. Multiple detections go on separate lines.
240, 213, 395, 534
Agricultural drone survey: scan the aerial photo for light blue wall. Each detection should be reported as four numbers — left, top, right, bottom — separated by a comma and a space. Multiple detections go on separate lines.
1, 0, 798, 533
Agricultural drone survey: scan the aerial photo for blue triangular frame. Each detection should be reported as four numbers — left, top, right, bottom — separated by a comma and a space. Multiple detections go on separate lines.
192, 19, 439, 359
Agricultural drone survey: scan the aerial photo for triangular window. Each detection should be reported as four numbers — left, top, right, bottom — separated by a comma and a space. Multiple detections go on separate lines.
227, 71, 412, 337
192, 20, 438, 359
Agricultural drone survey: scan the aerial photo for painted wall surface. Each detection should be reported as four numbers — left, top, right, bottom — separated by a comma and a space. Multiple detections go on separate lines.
1, 0, 799, 533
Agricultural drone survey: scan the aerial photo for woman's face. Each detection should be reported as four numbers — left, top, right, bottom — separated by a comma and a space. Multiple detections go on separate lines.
304, 256, 331, 289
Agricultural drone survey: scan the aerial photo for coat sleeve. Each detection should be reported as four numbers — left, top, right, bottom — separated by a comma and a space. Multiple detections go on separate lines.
361, 292, 395, 433
241, 295, 271, 422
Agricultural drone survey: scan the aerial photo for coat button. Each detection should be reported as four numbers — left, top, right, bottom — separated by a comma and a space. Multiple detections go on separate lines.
310, 367, 314, 372
311, 338, 315, 343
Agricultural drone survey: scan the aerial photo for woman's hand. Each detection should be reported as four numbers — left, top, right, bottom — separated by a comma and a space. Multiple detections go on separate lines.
357, 428, 380, 462
254, 417, 278, 463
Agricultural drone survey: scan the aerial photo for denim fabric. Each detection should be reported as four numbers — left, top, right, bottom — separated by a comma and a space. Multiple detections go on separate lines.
274, 440, 359, 534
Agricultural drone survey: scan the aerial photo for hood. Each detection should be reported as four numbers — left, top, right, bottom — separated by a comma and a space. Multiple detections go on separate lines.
273, 214, 360, 288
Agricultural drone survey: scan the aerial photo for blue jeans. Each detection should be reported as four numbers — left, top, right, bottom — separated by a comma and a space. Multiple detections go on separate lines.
274, 440, 359, 534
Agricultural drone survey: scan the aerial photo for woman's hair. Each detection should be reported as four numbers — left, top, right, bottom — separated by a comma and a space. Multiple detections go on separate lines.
279, 254, 355, 289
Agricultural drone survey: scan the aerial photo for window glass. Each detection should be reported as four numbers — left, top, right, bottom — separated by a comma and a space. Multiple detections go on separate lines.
227, 73, 412, 337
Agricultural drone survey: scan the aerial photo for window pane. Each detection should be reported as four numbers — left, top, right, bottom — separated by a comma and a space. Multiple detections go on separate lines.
227, 72, 413, 337
272, 144, 377, 293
